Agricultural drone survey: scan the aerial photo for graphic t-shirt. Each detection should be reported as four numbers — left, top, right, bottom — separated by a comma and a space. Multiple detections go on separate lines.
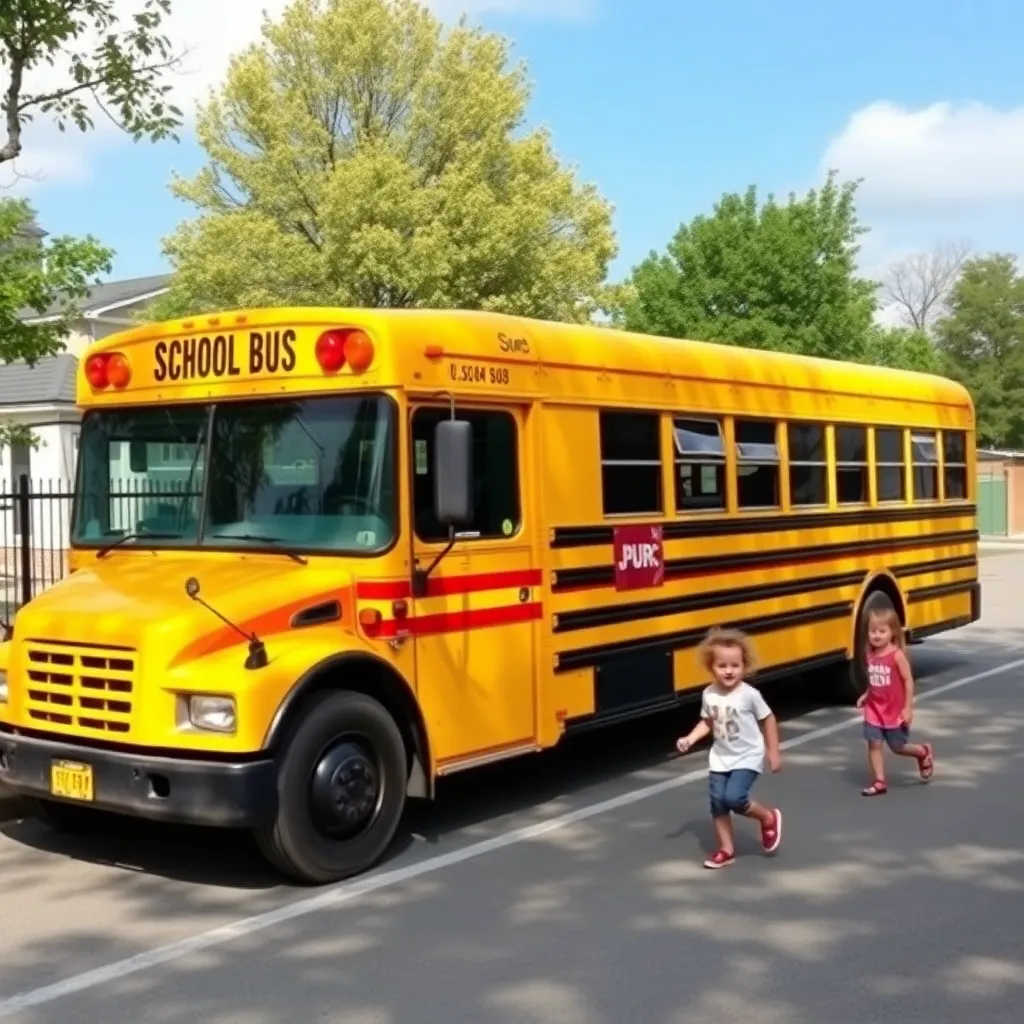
700, 681, 773, 773
863, 647, 907, 729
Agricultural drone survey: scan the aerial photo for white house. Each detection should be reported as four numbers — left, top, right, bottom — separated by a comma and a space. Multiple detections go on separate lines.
3, 271, 170, 555
10, 272, 171, 490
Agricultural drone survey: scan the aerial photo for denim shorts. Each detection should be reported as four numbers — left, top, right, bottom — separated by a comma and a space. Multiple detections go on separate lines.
863, 722, 909, 750
708, 768, 760, 817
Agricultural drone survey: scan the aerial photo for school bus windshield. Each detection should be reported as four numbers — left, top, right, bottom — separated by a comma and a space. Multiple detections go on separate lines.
72, 393, 398, 555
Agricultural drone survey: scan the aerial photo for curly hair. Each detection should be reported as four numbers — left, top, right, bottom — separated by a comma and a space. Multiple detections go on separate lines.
698, 627, 758, 676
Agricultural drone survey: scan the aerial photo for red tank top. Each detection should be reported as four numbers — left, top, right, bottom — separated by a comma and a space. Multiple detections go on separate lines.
863, 647, 906, 728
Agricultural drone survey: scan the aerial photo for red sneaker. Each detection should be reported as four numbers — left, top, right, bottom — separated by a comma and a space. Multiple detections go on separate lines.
761, 808, 782, 855
703, 849, 736, 869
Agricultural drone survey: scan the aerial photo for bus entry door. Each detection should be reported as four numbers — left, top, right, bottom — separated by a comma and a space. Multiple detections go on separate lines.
409, 403, 539, 771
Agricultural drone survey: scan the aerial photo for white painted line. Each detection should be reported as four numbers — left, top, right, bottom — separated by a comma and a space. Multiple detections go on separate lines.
1, 655, 1022, 1018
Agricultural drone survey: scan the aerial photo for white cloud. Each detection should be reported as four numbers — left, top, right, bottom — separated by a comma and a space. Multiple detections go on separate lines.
3, 0, 586, 192
823, 101, 1024, 213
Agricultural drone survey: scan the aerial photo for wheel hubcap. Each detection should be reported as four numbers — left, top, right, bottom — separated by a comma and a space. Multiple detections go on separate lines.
309, 740, 382, 839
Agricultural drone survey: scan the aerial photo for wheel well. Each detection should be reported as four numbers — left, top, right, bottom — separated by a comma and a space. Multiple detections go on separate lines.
863, 573, 907, 626
267, 654, 433, 800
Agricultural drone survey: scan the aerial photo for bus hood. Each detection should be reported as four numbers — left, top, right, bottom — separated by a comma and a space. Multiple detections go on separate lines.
14, 556, 353, 666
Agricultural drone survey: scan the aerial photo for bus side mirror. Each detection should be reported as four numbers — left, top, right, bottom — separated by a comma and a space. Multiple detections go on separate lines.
433, 420, 473, 528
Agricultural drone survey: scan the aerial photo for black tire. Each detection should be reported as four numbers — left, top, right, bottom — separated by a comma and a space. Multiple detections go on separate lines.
255, 690, 407, 885
837, 589, 898, 704
31, 798, 104, 833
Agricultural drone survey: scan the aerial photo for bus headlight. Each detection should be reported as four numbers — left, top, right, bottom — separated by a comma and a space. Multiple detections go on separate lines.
0, 671, 7, 703
188, 695, 236, 733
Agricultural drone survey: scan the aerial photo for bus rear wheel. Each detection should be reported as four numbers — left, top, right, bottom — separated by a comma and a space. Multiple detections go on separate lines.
837, 589, 899, 704
255, 690, 408, 884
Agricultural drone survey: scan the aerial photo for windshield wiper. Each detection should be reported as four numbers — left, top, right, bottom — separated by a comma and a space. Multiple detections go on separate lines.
97, 531, 183, 558
209, 534, 308, 565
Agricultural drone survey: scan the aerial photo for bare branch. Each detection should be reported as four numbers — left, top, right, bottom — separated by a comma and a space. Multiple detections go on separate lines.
17, 56, 180, 119
883, 239, 972, 332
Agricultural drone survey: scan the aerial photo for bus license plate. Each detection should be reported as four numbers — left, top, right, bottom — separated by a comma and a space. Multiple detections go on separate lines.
50, 760, 94, 802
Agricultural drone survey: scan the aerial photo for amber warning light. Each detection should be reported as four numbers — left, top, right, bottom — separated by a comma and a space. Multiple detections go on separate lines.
315, 329, 374, 374
85, 352, 132, 390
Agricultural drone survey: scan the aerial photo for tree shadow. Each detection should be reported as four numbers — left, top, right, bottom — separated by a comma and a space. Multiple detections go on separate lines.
0, 636, 1002, 895
1, 668, 1023, 1023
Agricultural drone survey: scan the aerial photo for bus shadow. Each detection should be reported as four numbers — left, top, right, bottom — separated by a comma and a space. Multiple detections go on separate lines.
0, 639, 986, 889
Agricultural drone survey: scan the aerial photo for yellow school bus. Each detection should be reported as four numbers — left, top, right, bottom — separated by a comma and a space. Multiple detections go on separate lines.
0, 308, 978, 882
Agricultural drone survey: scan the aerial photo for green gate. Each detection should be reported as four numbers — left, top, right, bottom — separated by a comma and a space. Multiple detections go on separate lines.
978, 474, 1008, 536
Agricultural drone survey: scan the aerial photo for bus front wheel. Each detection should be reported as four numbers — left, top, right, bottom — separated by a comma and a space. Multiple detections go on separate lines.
256, 690, 408, 884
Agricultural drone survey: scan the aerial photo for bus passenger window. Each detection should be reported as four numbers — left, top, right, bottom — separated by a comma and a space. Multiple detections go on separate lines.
943, 430, 968, 500
911, 430, 939, 501
835, 426, 868, 504
672, 418, 725, 512
875, 428, 905, 502
787, 423, 827, 506
734, 419, 780, 509
411, 408, 519, 541
599, 411, 662, 516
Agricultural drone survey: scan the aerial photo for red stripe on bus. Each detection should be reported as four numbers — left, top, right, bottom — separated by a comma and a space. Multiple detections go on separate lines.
363, 601, 542, 639
171, 588, 346, 666
356, 568, 542, 601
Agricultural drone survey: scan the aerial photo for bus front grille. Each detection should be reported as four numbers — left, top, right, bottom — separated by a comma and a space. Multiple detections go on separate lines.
23, 641, 136, 735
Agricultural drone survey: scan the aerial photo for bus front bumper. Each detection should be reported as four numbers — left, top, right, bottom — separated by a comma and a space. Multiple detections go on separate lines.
0, 729, 277, 828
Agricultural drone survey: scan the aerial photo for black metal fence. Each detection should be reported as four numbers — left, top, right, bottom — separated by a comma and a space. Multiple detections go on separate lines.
0, 475, 74, 626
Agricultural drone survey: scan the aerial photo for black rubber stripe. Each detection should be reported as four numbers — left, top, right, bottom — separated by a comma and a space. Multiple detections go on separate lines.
554, 569, 866, 633
907, 579, 978, 604
555, 600, 854, 673
892, 555, 978, 578
553, 530, 979, 592
551, 503, 976, 549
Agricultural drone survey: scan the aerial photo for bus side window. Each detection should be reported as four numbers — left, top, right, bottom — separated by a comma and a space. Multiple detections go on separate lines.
734, 419, 780, 509
835, 425, 868, 504
672, 417, 725, 512
942, 430, 968, 500
599, 410, 662, 516
411, 407, 520, 541
787, 423, 828, 507
875, 428, 906, 502
911, 430, 939, 502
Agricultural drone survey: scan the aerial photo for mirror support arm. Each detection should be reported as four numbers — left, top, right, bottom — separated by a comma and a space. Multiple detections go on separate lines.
412, 526, 456, 598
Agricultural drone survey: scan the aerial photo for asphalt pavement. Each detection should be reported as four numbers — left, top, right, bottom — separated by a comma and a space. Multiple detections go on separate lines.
0, 549, 1021, 1023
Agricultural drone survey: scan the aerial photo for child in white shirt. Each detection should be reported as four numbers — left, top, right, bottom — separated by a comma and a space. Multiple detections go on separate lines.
677, 627, 783, 869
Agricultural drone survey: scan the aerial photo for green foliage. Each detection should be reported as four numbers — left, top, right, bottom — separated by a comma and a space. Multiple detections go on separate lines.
0, 0, 182, 165
1, 2, 181, 447
859, 325, 940, 374
0, 197, 112, 363
156, 0, 616, 323
934, 255, 1024, 447
611, 171, 877, 360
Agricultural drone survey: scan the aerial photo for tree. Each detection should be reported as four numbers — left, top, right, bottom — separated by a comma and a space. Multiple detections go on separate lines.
934, 254, 1024, 447
860, 324, 940, 374
611, 171, 877, 361
0, 0, 183, 446
882, 240, 971, 333
152, 0, 616, 323
1, 0, 181, 169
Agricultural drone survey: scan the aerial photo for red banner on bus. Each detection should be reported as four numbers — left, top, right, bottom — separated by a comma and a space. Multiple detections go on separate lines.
612, 524, 664, 591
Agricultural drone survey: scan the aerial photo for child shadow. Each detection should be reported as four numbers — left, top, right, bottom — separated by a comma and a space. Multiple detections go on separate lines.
665, 817, 771, 856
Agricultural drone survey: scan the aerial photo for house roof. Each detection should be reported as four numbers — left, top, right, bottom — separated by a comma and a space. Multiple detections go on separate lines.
21, 273, 171, 322
0, 353, 78, 406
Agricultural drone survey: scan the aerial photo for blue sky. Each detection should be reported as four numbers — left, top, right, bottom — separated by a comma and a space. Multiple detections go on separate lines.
9, 0, 1024, 309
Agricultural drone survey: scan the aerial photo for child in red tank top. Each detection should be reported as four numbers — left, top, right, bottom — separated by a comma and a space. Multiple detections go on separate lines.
856, 605, 934, 796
